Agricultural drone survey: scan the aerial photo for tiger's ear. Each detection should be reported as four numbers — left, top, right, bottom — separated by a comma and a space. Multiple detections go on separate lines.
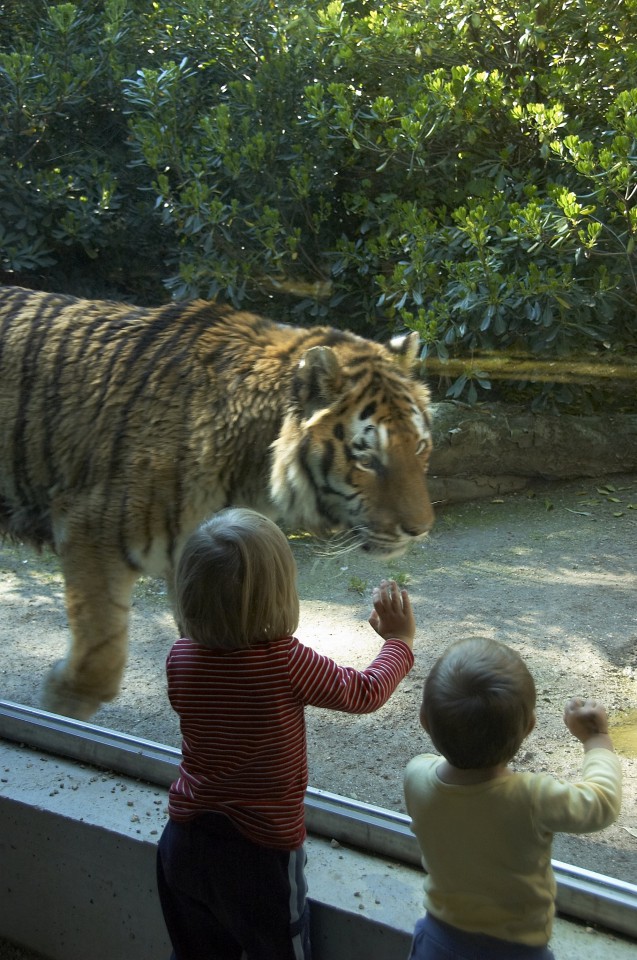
293, 345, 342, 418
388, 331, 420, 368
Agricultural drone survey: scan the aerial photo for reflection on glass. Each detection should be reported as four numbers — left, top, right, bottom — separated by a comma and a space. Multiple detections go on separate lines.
1, 467, 636, 889
0, 0, 636, 908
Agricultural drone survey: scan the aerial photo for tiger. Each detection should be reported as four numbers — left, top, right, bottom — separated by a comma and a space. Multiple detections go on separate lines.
0, 285, 434, 720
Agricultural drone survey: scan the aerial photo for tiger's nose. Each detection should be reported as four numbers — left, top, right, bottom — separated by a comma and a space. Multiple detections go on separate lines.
401, 523, 432, 538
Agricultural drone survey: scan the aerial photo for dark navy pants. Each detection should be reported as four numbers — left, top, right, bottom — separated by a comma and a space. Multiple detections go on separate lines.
408, 914, 556, 960
157, 814, 311, 960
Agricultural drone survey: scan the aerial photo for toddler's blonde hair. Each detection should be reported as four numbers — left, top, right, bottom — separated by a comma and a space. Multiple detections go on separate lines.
175, 508, 299, 649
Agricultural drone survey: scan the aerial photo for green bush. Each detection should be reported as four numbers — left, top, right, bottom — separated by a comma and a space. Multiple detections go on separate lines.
1, 0, 636, 408
0, 0, 172, 297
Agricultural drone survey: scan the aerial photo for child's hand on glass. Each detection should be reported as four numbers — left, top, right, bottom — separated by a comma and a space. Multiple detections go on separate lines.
564, 697, 614, 751
368, 579, 415, 650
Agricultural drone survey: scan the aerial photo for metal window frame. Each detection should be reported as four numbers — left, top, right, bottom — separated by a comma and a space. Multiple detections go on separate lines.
1, 700, 636, 939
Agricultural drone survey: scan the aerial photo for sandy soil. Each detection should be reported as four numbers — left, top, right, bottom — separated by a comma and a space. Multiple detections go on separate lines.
1, 475, 636, 886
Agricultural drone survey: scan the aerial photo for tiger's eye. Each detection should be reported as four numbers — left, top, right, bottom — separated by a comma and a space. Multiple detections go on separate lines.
359, 401, 377, 420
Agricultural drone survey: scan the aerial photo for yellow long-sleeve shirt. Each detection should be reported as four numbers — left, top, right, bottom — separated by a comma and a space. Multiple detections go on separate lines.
404, 749, 622, 947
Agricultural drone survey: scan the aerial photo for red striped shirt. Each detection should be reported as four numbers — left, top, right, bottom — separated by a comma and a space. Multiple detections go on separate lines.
166, 635, 414, 849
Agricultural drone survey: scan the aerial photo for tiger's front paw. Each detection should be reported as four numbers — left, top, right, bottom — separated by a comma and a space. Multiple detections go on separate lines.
41, 660, 104, 721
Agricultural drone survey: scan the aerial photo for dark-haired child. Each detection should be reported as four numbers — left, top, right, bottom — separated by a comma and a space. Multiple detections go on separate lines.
404, 637, 622, 960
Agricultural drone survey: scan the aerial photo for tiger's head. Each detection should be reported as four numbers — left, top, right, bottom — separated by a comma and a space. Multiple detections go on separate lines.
270, 331, 434, 558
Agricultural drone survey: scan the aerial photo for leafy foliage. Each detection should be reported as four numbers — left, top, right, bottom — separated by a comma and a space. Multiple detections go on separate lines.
1, 0, 636, 407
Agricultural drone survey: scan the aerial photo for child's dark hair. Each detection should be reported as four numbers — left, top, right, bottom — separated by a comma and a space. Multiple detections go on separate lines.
175, 508, 299, 650
421, 638, 536, 769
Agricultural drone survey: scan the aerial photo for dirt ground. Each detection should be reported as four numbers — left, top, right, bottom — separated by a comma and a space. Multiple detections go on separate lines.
1, 474, 636, 886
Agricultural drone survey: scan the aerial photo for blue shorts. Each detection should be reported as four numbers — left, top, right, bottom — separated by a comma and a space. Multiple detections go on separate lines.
408, 914, 556, 960
157, 813, 311, 960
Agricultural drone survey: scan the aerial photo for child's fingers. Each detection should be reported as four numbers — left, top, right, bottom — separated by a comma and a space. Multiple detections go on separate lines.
565, 696, 605, 715
564, 696, 583, 715
371, 585, 383, 613
372, 580, 389, 609
372, 580, 413, 626
375, 579, 404, 607
400, 588, 413, 615
370, 580, 416, 646
564, 697, 609, 736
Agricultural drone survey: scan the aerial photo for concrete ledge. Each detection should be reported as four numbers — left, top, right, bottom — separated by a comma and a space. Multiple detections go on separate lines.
1, 740, 635, 960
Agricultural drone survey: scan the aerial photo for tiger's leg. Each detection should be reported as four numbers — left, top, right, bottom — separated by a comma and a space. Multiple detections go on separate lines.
42, 550, 139, 720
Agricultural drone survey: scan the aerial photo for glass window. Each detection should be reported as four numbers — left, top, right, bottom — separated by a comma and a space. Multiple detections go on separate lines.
0, 0, 636, 936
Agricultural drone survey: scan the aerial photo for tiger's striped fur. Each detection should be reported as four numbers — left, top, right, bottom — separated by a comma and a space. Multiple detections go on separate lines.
0, 285, 434, 719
